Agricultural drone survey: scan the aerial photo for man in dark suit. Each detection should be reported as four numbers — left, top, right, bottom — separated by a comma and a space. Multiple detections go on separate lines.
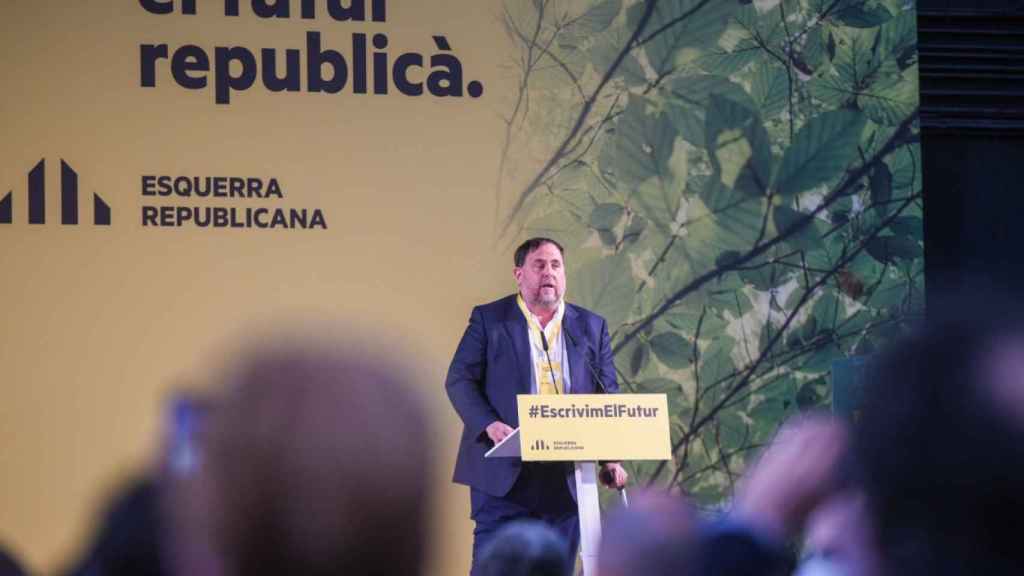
446, 237, 628, 574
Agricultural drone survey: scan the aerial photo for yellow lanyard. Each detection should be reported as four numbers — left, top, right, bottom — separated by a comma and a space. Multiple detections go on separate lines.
516, 295, 563, 394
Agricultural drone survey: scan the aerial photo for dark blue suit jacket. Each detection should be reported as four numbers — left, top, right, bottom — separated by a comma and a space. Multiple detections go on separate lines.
446, 294, 618, 497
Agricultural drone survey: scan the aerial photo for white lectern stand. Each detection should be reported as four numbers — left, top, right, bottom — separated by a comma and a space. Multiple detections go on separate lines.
486, 429, 604, 575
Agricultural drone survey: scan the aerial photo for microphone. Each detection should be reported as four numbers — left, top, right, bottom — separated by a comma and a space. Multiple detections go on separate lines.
539, 330, 560, 394
565, 329, 608, 393
566, 328, 624, 495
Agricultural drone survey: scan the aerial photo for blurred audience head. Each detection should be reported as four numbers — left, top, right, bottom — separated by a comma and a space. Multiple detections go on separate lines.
598, 490, 697, 576
0, 544, 28, 576
184, 333, 434, 576
797, 490, 881, 576
61, 477, 165, 576
475, 520, 572, 576
855, 288, 1024, 575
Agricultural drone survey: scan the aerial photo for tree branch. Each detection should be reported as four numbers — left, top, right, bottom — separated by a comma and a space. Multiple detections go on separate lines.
654, 191, 920, 485
612, 110, 919, 356
499, 0, 662, 237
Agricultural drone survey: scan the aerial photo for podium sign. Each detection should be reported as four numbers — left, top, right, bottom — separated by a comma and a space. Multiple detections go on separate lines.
516, 394, 671, 462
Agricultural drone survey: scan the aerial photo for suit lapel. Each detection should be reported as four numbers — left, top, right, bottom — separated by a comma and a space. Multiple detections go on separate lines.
563, 305, 588, 394
503, 297, 533, 395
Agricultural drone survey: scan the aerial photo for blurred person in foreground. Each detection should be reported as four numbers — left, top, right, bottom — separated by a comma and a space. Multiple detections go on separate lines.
60, 477, 166, 576
794, 490, 880, 576
62, 332, 434, 576
597, 490, 698, 576
0, 544, 28, 576
704, 289, 1024, 576
853, 290, 1024, 575
475, 520, 572, 576
188, 336, 435, 576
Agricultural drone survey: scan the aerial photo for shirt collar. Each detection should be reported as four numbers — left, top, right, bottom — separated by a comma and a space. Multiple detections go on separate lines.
516, 294, 564, 331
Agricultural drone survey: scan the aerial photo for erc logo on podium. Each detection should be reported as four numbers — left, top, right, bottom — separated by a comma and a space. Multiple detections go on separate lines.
1, 159, 111, 226
530, 439, 550, 452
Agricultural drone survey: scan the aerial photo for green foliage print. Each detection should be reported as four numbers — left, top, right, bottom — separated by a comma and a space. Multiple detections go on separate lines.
495, 0, 923, 504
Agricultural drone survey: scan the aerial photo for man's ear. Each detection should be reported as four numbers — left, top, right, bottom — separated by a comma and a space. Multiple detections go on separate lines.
513, 267, 523, 284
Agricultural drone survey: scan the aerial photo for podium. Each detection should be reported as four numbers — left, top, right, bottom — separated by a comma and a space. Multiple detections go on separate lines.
486, 394, 671, 575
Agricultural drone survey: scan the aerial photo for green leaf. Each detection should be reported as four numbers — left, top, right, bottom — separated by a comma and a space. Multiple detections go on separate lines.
591, 203, 626, 230
603, 96, 681, 230
623, 214, 648, 244
548, 160, 598, 210
664, 308, 729, 337
696, 38, 760, 75
772, 205, 826, 250
796, 377, 827, 408
629, 0, 736, 76
664, 75, 756, 148
759, 320, 782, 356
716, 250, 743, 268
833, 1, 893, 28
597, 228, 618, 247
870, 161, 893, 215
639, 377, 683, 394
590, 25, 647, 86
889, 215, 922, 236
887, 145, 921, 193
716, 411, 750, 453
523, 210, 589, 250
774, 110, 866, 195
708, 287, 754, 317
603, 96, 677, 189
808, 73, 855, 108
687, 197, 771, 266
700, 335, 737, 388
628, 340, 651, 376
802, 339, 841, 373
839, 309, 872, 336
813, 292, 844, 329
751, 61, 789, 120
571, 252, 636, 330
665, 74, 757, 111
800, 24, 829, 73
665, 104, 706, 148
865, 235, 921, 264
800, 315, 820, 342
650, 332, 694, 369
858, 64, 919, 126
705, 95, 774, 196
565, 0, 622, 38
877, 8, 917, 64
832, 26, 880, 88
738, 261, 791, 292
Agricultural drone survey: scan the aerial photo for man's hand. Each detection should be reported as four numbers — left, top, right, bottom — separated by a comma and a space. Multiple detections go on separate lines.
600, 462, 629, 489
485, 421, 515, 444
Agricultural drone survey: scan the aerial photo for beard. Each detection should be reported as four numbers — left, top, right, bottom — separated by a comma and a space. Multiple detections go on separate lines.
531, 286, 561, 307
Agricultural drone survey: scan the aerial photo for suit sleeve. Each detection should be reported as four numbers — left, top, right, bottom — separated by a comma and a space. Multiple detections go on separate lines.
597, 317, 618, 394
445, 306, 501, 439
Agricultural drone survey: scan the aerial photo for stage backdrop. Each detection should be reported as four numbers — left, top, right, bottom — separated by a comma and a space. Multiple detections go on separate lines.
0, 1, 922, 573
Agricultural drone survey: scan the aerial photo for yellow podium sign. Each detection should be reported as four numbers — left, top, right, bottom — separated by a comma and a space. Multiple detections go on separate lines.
517, 394, 672, 462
